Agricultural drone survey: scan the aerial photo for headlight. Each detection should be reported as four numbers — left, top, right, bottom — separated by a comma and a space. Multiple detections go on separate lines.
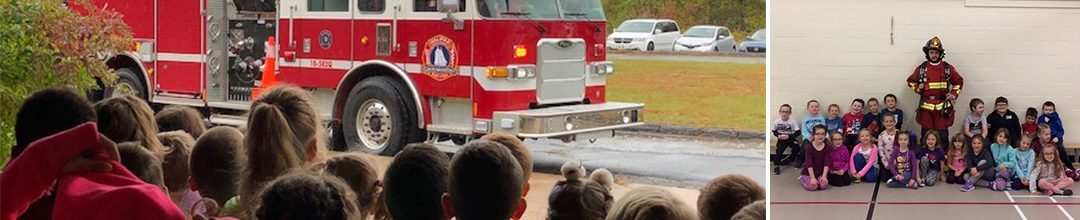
591, 61, 614, 75
633, 38, 645, 42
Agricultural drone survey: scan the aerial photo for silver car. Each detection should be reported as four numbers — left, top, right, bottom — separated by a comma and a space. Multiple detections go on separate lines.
675, 25, 736, 52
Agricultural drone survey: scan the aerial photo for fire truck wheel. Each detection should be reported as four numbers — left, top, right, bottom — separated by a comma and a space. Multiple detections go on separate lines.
343, 76, 422, 155
647, 42, 654, 51
105, 67, 147, 101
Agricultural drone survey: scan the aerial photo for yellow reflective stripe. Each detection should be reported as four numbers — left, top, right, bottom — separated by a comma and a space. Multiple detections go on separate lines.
952, 85, 962, 95
920, 101, 951, 110
909, 83, 918, 91
928, 82, 948, 89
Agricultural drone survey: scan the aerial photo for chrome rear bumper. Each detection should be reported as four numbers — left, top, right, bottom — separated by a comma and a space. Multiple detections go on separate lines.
491, 102, 644, 138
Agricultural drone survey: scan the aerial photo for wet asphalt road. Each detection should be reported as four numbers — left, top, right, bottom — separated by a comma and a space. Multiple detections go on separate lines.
432, 131, 767, 188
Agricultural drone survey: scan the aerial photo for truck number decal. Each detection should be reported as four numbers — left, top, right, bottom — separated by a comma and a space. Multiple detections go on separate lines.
310, 60, 334, 68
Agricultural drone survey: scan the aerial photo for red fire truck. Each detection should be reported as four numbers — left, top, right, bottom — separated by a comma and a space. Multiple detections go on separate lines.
92, 0, 643, 155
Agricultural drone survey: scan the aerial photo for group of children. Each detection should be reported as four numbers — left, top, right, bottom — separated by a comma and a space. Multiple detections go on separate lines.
775, 95, 1079, 195
2, 85, 767, 220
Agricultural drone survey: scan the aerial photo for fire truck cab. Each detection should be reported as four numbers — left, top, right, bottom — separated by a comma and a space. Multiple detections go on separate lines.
97, 0, 644, 155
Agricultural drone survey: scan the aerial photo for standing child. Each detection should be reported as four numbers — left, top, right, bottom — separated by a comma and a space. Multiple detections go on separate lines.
1030, 146, 1075, 196
800, 100, 826, 169
827, 132, 853, 187
826, 104, 844, 134
986, 97, 1022, 146
964, 98, 989, 148
887, 132, 919, 189
862, 98, 884, 137
918, 132, 944, 187
773, 104, 801, 175
1038, 101, 1074, 170
989, 128, 1017, 191
877, 114, 900, 181
880, 94, 905, 130
1012, 134, 1037, 191
944, 134, 968, 184
800, 125, 832, 191
849, 130, 879, 183
1022, 107, 1039, 135
843, 99, 866, 150
961, 135, 996, 192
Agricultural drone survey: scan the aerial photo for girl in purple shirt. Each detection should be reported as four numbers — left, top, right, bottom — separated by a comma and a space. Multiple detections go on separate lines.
827, 132, 853, 187
801, 125, 833, 191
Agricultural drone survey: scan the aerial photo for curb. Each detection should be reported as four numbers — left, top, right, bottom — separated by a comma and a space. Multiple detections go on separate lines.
617, 123, 765, 140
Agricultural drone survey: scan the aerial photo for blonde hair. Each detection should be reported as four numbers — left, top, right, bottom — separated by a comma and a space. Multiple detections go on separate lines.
95, 95, 164, 159
158, 130, 196, 193
606, 187, 699, 220
322, 153, 381, 218
1037, 124, 1053, 142
240, 85, 327, 213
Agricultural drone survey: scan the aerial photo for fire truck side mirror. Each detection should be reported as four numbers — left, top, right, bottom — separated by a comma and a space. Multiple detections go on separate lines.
437, 0, 460, 13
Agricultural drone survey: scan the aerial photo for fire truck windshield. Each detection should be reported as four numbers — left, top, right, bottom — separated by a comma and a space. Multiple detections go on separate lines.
478, 0, 605, 20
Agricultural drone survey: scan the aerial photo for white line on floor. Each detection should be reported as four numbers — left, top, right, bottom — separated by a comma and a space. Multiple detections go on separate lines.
1010, 195, 1080, 198
1048, 196, 1076, 220
1005, 191, 1029, 220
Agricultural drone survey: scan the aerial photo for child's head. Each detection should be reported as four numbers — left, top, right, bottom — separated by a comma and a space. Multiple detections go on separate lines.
778, 104, 792, 120
950, 133, 967, 154
1037, 124, 1052, 143
830, 132, 844, 148
95, 95, 164, 158
897, 131, 911, 151
994, 128, 1010, 146
155, 105, 207, 138
117, 141, 165, 190
1043, 101, 1056, 115
443, 140, 524, 220
190, 126, 246, 204
384, 143, 450, 220
850, 99, 864, 114
481, 133, 533, 193
158, 130, 195, 195
811, 125, 828, 143
806, 100, 820, 115
994, 97, 1009, 114
1038, 146, 1065, 177
969, 98, 984, 116
607, 187, 698, 220
1026, 107, 1038, 123
883, 113, 897, 130
547, 162, 613, 220
827, 104, 840, 118
923, 131, 939, 150
242, 85, 327, 206
729, 200, 766, 220
971, 134, 985, 153
858, 129, 873, 145
322, 153, 380, 218
884, 94, 898, 109
866, 98, 880, 113
13, 87, 97, 160
696, 174, 765, 220
254, 170, 361, 220
1019, 133, 1034, 151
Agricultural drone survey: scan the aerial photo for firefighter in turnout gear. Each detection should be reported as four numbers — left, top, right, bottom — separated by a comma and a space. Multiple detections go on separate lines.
907, 37, 964, 141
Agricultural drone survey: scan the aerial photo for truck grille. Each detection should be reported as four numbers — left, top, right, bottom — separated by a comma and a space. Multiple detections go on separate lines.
536, 39, 586, 105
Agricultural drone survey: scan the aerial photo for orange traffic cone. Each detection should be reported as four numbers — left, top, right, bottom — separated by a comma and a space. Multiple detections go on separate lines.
252, 37, 278, 99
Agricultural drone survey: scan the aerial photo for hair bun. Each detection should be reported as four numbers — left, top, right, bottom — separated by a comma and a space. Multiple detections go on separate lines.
590, 168, 614, 190
561, 161, 586, 181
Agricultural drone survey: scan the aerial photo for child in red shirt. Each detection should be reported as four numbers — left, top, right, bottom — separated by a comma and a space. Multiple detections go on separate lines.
1022, 107, 1038, 135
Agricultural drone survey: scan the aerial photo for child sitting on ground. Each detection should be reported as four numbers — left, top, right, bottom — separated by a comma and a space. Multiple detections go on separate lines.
944, 133, 968, 184
827, 132, 853, 187
190, 126, 246, 218
849, 129, 879, 183
606, 187, 699, 220
989, 128, 1017, 191
918, 131, 944, 187
1012, 134, 1037, 191
697, 174, 764, 220
877, 113, 900, 181
965, 98, 989, 148
95, 95, 165, 158
320, 153, 381, 218
383, 143, 450, 220
773, 104, 801, 174
254, 170, 361, 220
961, 135, 996, 192
800, 125, 832, 191
547, 161, 614, 220
443, 140, 525, 220
1030, 146, 1075, 196
156, 105, 207, 138
887, 131, 919, 189
158, 131, 199, 214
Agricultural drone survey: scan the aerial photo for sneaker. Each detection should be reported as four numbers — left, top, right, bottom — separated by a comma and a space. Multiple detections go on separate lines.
854, 178, 862, 183
1063, 189, 1074, 196
992, 180, 1007, 191
961, 181, 975, 192
919, 182, 926, 187
773, 166, 781, 175
794, 160, 804, 169
987, 181, 997, 191
1047, 189, 1054, 197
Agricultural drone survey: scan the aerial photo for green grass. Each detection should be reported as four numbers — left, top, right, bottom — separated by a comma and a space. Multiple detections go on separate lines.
606, 58, 765, 131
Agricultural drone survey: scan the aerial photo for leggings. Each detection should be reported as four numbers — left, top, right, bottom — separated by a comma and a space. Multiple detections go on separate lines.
919, 156, 939, 186
964, 159, 996, 187
1012, 178, 1031, 191
800, 175, 828, 191
1038, 178, 1075, 193
827, 173, 853, 187
852, 154, 878, 182
945, 170, 967, 184
1053, 137, 1075, 170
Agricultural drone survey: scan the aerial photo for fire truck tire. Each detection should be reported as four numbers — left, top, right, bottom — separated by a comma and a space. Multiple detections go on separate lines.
342, 76, 423, 155
105, 67, 147, 101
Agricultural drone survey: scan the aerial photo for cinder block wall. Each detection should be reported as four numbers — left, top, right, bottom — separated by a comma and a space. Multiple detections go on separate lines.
770, 0, 1080, 145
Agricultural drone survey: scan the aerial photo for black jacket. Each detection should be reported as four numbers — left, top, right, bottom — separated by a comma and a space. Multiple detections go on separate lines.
986, 110, 1021, 145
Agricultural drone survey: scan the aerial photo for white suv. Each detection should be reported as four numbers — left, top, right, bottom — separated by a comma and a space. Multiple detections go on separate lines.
607, 19, 680, 51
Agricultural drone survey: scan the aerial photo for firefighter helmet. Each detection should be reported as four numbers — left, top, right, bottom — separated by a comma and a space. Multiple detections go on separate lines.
923, 37, 945, 61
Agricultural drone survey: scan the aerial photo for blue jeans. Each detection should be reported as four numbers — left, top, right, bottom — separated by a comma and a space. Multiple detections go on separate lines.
852, 154, 878, 182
